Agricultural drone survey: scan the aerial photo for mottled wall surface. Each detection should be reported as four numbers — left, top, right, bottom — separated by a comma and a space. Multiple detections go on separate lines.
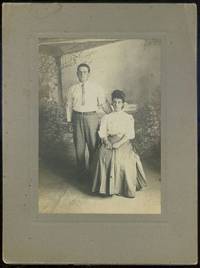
61, 39, 160, 105
39, 54, 60, 102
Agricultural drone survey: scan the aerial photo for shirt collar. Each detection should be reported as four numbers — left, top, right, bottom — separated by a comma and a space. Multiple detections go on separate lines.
112, 110, 124, 114
80, 80, 89, 87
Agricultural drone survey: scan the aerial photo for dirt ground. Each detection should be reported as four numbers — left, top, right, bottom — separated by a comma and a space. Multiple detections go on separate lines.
39, 154, 161, 214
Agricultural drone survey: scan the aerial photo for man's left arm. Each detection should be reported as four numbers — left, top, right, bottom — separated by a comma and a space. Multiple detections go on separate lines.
97, 86, 112, 114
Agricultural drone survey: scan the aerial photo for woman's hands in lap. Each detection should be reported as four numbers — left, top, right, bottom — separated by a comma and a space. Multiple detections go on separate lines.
101, 138, 113, 149
101, 138, 121, 149
112, 142, 120, 149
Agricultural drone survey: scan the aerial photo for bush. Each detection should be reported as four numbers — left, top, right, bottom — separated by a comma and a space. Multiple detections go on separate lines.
134, 88, 161, 165
39, 98, 67, 161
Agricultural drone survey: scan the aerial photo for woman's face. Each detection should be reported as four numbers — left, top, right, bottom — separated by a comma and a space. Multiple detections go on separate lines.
112, 98, 124, 112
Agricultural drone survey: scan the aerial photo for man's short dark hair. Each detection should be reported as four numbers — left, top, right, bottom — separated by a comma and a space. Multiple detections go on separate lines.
77, 63, 90, 73
112, 90, 126, 103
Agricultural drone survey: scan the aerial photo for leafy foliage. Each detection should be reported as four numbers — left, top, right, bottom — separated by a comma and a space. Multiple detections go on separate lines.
39, 98, 67, 160
134, 87, 161, 163
39, 54, 59, 102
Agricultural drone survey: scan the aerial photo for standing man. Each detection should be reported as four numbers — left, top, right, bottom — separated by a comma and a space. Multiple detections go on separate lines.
65, 63, 110, 178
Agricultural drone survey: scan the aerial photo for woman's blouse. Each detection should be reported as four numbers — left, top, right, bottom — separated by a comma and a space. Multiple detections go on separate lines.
98, 111, 135, 140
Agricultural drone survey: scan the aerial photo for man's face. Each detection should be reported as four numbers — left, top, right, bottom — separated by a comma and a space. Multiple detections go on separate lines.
77, 66, 90, 83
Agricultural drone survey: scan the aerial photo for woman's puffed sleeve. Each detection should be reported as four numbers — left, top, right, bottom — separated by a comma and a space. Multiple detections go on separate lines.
98, 115, 108, 138
126, 115, 135, 139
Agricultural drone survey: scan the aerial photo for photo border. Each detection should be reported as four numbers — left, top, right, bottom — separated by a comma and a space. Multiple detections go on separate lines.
33, 32, 166, 222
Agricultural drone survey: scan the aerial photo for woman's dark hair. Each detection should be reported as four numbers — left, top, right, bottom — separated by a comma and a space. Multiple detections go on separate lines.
111, 90, 126, 103
77, 63, 90, 73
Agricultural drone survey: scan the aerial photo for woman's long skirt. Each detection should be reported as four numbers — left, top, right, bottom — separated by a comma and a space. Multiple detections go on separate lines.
91, 141, 147, 197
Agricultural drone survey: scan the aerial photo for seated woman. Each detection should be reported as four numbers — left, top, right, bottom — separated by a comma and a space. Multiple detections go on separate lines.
91, 90, 147, 198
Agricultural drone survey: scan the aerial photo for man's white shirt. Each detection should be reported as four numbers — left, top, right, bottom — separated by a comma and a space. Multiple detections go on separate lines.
65, 80, 105, 122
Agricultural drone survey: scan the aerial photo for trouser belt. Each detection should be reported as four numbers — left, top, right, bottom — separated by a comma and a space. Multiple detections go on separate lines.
73, 110, 96, 115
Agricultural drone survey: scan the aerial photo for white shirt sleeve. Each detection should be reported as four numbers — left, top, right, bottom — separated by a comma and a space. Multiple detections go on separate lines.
126, 115, 135, 139
98, 114, 108, 138
66, 87, 73, 122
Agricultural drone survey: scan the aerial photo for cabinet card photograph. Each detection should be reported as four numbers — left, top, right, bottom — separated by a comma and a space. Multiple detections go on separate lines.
38, 38, 161, 214
3, 3, 197, 265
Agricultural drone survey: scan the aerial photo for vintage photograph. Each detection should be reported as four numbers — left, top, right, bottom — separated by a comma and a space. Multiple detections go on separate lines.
38, 38, 161, 214
3, 3, 197, 265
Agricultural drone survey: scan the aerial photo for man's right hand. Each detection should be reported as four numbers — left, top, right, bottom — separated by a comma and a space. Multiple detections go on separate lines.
67, 122, 73, 133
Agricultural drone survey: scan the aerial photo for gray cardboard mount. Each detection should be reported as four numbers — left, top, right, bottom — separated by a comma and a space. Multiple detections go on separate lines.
3, 3, 197, 265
